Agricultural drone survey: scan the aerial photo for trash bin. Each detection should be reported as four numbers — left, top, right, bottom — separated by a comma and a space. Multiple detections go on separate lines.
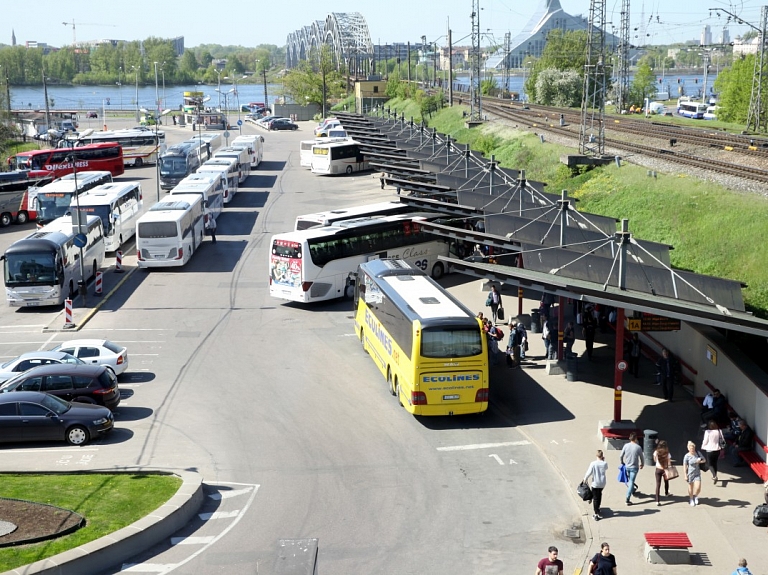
643, 429, 658, 466
566, 352, 578, 382
530, 309, 540, 334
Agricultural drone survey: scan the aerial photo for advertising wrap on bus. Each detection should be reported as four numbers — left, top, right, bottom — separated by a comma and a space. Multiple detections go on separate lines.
269, 239, 302, 289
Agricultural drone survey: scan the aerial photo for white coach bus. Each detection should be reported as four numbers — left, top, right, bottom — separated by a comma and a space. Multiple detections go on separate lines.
136, 195, 205, 268
70, 181, 143, 251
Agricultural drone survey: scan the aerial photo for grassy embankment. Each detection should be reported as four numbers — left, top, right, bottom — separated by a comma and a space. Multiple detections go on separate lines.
0, 473, 182, 571
385, 97, 768, 317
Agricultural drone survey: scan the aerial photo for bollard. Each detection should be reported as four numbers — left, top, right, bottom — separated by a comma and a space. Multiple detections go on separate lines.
115, 250, 124, 273
643, 429, 658, 466
530, 309, 540, 334
95, 271, 103, 296
566, 352, 578, 382
63, 298, 75, 329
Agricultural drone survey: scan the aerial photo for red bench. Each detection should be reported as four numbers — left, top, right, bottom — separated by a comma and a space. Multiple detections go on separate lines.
600, 428, 642, 440
738, 451, 768, 482
644, 532, 692, 549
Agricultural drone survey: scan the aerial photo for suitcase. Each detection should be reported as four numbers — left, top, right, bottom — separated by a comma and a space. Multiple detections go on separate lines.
497, 307, 505, 322
752, 504, 768, 527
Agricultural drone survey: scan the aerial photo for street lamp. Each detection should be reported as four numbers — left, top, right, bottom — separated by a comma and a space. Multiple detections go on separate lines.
214, 69, 223, 111
256, 60, 269, 112
226, 75, 247, 132
523, 61, 532, 103
215, 87, 234, 130
131, 65, 139, 123
52, 128, 94, 304
141, 107, 171, 201
153, 62, 160, 123
161, 62, 166, 123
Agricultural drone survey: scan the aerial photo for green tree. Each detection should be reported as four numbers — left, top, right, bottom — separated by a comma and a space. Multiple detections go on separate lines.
714, 54, 755, 123
180, 50, 199, 77
628, 62, 657, 107
528, 30, 587, 103
481, 73, 498, 96
283, 45, 344, 115
534, 68, 581, 107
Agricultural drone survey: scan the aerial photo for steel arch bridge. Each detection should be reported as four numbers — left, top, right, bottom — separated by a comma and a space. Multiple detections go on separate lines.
286, 12, 374, 74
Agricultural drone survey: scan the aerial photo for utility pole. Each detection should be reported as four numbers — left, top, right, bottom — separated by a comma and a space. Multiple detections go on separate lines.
579, 0, 608, 156
502, 32, 511, 98
42, 63, 51, 134
747, 6, 768, 132
615, 0, 630, 113
448, 28, 453, 106
469, 0, 483, 122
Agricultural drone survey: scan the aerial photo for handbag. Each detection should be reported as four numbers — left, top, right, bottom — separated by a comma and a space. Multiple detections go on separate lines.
485, 293, 492, 307
617, 463, 628, 483
497, 306, 505, 321
664, 465, 680, 480
719, 431, 727, 450
577, 481, 593, 501
698, 452, 709, 473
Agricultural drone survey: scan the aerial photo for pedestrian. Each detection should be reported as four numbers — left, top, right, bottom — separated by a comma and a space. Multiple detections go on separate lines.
732, 558, 753, 575
627, 333, 641, 377
653, 439, 671, 505
487, 322, 501, 366
700, 388, 728, 427
486, 284, 502, 324
701, 419, 725, 483
683, 440, 705, 506
583, 449, 608, 520
535, 546, 563, 575
563, 321, 575, 356
546, 323, 558, 360
476, 311, 484, 321
619, 432, 643, 505
582, 313, 596, 360
588, 542, 617, 575
379, 174, 385, 189
656, 348, 680, 401
542, 319, 551, 360
206, 216, 217, 243
539, 293, 553, 320
507, 320, 520, 368
517, 321, 528, 360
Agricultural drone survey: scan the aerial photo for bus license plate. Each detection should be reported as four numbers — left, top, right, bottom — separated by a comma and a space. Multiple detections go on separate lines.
443, 394, 460, 401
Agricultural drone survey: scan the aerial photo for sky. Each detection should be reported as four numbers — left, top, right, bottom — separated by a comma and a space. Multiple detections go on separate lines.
3, 0, 765, 52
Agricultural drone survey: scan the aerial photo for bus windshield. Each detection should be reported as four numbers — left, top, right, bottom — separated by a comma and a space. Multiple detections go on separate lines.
138, 221, 177, 238
4, 252, 57, 286
160, 157, 189, 177
73, 206, 113, 235
36, 193, 74, 223
422, 327, 484, 358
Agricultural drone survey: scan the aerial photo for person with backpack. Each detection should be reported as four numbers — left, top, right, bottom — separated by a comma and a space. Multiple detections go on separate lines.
506, 320, 521, 368
517, 321, 528, 360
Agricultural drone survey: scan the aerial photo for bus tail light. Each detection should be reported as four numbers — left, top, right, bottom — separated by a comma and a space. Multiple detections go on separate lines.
412, 391, 427, 405
137, 251, 144, 261
475, 388, 490, 403
175, 248, 183, 260
301, 282, 313, 292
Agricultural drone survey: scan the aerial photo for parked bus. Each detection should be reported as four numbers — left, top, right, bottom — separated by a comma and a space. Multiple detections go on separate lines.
7, 142, 125, 178
2, 214, 105, 307
300, 137, 349, 168
310, 140, 369, 175
187, 132, 222, 155
354, 258, 489, 416
213, 147, 250, 184
232, 135, 264, 168
196, 160, 238, 203
136, 194, 205, 269
169, 174, 224, 224
159, 141, 209, 190
70, 181, 143, 251
0, 171, 55, 225
62, 128, 167, 167
269, 213, 459, 303
35, 171, 114, 227
294, 201, 415, 231
677, 101, 708, 119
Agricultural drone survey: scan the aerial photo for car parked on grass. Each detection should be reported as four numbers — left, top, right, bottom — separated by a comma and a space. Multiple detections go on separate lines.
0, 351, 84, 384
269, 118, 299, 131
0, 391, 114, 446
0, 364, 121, 410
50, 339, 129, 377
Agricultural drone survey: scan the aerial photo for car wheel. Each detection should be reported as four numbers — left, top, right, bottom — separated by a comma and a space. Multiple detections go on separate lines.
15, 211, 29, 225
134, 158, 143, 168
0, 213, 11, 227
66, 425, 90, 446
345, 166, 353, 175
104, 365, 116, 378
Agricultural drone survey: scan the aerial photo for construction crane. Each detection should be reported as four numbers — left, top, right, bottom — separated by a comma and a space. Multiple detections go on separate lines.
62, 19, 116, 45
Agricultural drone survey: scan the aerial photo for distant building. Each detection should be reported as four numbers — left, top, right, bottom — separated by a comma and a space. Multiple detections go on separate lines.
733, 35, 759, 56
700, 25, 712, 46
11, 29, 16, 46
719, 27, 730, 45
170, 36, 184, 57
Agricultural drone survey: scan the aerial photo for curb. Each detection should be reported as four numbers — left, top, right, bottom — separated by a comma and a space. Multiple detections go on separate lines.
2, 468, 204, 575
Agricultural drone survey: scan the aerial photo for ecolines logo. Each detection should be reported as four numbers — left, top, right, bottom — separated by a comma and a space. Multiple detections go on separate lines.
365, 309, 393, 355
422, 374, 481, 383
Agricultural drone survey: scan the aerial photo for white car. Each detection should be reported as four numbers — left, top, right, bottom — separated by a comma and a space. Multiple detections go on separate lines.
0, 351, 84, 383
50, 339, 129, 377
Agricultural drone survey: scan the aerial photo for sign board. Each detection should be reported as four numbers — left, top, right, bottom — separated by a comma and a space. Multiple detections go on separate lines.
641, 313, 681, 331
223, 131, 230, 138
627, 318, 642, 331
73, 233, 87, 248
617, 360, 628, 372
237, 120, 243, 126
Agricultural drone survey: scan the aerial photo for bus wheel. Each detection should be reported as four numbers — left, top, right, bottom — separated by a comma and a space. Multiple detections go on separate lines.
15, 211, 29, 225
134, 158, 143, 168
346, 166, 353, 175
360, 328, 366, 351
92, 261, 97, 280
430, 262, 445, 280
68, 281, 75, 300
0, 213, 11, 227
387, 368, 396, 396
344, 284, 355, 299
390, 376, 398, 397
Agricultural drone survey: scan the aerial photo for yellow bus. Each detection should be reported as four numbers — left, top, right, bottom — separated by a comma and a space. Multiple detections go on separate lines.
353, 258, 489, 416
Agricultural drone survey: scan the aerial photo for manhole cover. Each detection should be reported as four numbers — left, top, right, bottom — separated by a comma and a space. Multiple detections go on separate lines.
0, 521, 17, 537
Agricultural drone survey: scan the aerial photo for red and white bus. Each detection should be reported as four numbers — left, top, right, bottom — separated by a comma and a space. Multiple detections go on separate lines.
7, 142, 125, 179
0, 171, 55, 226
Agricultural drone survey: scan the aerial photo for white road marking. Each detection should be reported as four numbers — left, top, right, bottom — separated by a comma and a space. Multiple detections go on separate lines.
0, 324, 47, 329
121, 563, 178, 572
207, 487, 254, 500
437, 440, 531, 452
489, 454, 504, 465
8, 448, 98, 454
80, 328, 172, 331
170, 536, 215, 545
198, 510, 240, 520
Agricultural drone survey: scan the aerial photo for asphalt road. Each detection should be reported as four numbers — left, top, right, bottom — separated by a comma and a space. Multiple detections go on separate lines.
0, 119, 581, 574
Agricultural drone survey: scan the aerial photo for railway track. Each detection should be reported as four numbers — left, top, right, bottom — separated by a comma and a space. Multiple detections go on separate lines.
482, 101, 768, 184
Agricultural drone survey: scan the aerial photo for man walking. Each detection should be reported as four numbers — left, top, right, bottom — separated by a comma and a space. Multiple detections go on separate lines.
656, 348, 680, 401
620, 432, 644, 505
535, 546, 563, 575
206, 216, 217, 243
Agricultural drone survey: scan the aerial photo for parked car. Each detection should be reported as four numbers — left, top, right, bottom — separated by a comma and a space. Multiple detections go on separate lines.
269, 118, 299, 131
0, 351, 84, 383
0, 391, 113, 446
256, 115, 280, 128
50, 339, 129, 376
86, 111, 98, 119
0, 364, 121, 410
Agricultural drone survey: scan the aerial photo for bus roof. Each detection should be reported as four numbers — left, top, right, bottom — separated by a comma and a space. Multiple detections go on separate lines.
202, 158, 237, 167
360, 259, 475, 323
311, 139, 359, 149
36, 172, 111, 195
275, 212, 439, 241
74, 182, 141, 205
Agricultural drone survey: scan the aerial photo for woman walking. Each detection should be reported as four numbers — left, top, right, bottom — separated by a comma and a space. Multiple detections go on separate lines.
588, 542, 618, 575
583, 450, 608, 520
653, 440, 671, 505
701, 420, 725, 483
683, 440, 706, 506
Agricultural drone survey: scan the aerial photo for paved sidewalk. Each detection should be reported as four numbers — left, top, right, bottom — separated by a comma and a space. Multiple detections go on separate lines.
446, 277, 766, 574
